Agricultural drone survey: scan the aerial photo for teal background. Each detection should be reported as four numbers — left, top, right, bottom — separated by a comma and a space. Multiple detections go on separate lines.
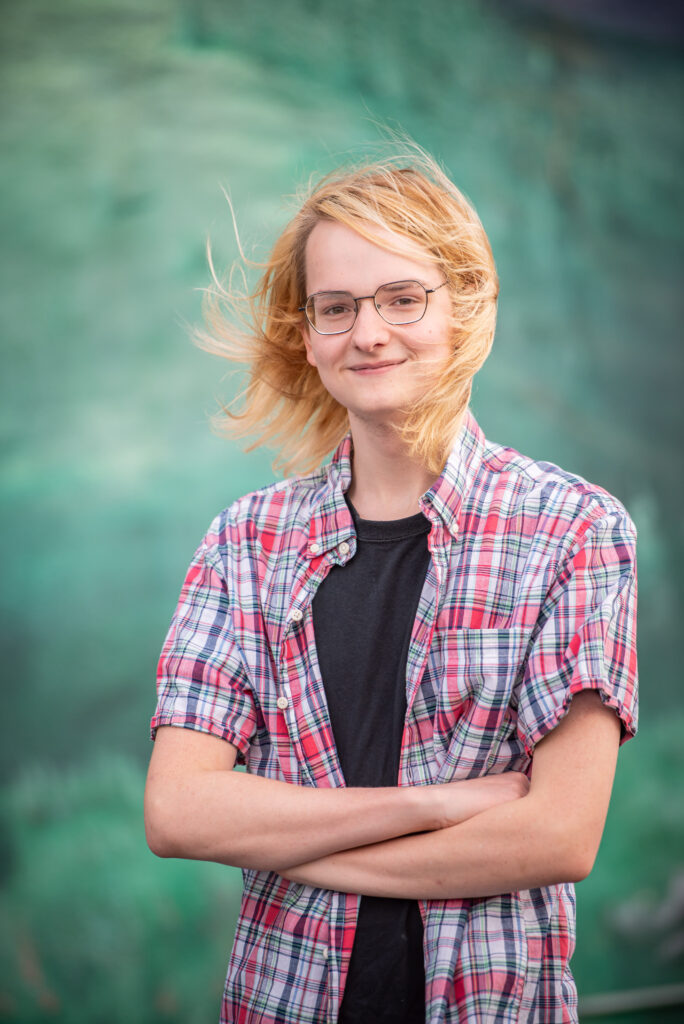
1, 1, 682, 1021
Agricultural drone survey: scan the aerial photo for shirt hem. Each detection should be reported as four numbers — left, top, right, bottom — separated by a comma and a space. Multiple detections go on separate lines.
519, 679, 638, 757
149, 711, 251, 759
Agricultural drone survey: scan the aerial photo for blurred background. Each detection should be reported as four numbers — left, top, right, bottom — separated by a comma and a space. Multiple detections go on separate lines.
1, 1, 683, 1021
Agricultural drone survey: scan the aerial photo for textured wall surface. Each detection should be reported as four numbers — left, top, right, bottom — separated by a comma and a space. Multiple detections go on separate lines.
1, 1, 682, 1020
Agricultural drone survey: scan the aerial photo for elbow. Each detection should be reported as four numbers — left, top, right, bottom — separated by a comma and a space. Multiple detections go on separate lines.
524, 798, 602, 885
143, 779, 249, 867
144, 785, 178, 859
568, 843, 599, 883
145, 820, 173, 859
548, 823, 601, 884
557, 850, 594, 884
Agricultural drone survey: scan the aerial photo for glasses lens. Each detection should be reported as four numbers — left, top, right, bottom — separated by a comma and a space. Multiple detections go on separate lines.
307, 292, 356, 334
375, 281, 427, 324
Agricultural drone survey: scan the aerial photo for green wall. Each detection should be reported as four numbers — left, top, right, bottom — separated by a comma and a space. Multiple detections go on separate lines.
1, 1, 682, 1020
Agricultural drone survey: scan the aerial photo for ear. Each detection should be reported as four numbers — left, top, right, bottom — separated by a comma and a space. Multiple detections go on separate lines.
299, 322, 318, 368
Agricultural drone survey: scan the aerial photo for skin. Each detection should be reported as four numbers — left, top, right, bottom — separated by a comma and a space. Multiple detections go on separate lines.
147, 690, 619, 894
278, 689, 621, 897
145, 728, 530, 872
301, 219, 457, 520
144, 218, 623, 898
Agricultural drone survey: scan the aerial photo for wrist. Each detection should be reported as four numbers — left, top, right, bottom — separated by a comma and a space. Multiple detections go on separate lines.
401, 781, 443, 833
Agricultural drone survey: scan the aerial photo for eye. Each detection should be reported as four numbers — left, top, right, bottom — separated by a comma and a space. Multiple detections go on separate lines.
323, 302, 354, 317
378, 284, 424, 308
311, 292, 355, 320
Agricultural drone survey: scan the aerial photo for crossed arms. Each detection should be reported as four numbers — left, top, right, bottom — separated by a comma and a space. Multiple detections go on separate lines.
145, 689, 621, 899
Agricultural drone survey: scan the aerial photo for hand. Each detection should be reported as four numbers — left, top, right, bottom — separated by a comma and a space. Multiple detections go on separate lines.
431, 772, 530, 831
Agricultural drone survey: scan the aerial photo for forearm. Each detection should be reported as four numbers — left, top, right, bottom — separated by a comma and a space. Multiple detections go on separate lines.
146, 758, 531, 872
146, 722, 531, 873
281, 793, 581, 899
146, 768, 442, 871
280, 692, 621, 898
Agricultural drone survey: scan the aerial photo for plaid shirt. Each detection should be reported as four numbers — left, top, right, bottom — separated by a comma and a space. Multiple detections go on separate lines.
150, 408, 638, 1024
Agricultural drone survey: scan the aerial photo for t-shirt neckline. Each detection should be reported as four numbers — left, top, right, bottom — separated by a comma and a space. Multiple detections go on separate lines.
345, 494, 431, 542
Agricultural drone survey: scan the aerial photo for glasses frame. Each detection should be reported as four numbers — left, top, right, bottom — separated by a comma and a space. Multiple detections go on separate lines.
298, 278, 449, 336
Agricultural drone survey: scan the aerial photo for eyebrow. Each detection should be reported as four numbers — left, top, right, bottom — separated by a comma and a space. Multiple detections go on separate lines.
380, 280, 425, 292
312, 278, 431, 296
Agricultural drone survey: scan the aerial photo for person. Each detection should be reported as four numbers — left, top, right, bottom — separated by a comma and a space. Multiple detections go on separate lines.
144, 145, 638, 1024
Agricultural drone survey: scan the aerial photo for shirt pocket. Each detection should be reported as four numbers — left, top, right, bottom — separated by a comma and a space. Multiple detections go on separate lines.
432, 626, 530, 783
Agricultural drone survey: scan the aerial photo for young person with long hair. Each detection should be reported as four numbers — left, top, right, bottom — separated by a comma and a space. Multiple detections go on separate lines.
144, 145, 638, 1023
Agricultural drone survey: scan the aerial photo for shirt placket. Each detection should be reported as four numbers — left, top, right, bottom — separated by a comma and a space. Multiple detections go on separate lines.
277, 534, 352, 788
276, 524, 361, 1023
399, 518, 451, 785
399, 515, 453, 997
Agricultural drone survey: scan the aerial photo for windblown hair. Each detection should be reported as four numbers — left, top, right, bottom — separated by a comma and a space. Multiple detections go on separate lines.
196, 144, 499, 477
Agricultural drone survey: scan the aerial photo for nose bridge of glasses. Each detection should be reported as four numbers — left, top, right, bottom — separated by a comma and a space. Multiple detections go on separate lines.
356, 291, 382, 315
353, 291, 390, 329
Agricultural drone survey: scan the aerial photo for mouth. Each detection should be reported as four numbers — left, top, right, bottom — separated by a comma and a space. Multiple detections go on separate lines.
348, 360, 406, 375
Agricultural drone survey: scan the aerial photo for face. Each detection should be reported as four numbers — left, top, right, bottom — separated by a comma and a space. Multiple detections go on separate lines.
301, 219, 453, 430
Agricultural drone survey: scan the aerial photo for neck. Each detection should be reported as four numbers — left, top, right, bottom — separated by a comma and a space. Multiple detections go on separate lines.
345, 415, 442, 520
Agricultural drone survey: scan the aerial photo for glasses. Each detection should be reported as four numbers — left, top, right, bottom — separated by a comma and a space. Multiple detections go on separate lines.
299, 278, 448, 335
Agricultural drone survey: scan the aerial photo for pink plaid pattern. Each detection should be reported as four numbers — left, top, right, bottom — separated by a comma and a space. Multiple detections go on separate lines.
151, 408, 638, 1023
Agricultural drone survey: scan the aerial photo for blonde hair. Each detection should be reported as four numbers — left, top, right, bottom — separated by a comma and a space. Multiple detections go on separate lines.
196, 144, 498, 476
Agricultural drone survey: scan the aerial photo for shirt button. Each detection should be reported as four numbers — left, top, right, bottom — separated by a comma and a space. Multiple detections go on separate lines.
309, 542, 320, 555
290, 608, 303, 623
338, 541, 350, 556
276, 696, 289, 710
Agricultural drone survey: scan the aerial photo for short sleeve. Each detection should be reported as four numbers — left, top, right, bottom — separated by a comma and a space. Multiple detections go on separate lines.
517, 509, 638, 755
150, 536, 257, 765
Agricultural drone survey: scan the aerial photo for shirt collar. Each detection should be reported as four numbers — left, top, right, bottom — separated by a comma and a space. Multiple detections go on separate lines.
307, 407, 486, 555
420, 407, 486, 538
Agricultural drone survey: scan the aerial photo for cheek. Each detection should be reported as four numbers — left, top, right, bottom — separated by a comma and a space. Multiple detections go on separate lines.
306, 337, 345, 374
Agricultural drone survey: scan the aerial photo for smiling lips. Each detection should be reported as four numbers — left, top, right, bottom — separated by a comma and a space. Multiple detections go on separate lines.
348, 359, 406, 374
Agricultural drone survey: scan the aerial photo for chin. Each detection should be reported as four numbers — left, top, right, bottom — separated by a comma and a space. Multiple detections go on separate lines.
347, 401, 411, 425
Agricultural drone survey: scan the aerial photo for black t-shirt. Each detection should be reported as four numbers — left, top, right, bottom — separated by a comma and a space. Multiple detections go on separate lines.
311, 495, 431, 1024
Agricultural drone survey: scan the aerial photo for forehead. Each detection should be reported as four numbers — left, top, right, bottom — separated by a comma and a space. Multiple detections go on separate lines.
304, 219, 435, 292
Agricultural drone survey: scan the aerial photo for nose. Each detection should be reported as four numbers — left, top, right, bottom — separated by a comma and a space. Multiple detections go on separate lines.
349, 295, 391, 350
